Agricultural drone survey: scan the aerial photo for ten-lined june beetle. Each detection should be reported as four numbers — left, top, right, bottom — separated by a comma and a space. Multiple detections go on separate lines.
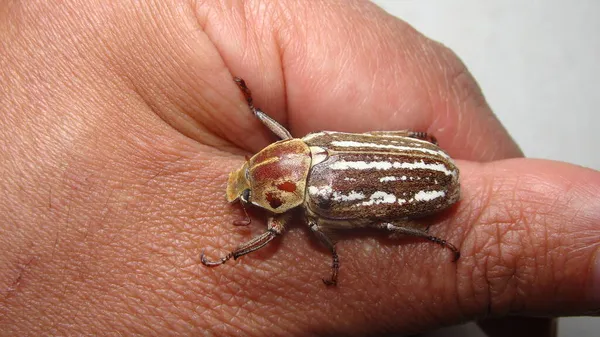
201, 78, 460, 286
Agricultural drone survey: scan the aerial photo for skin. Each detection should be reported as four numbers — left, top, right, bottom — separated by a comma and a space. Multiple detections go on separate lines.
1, 1, 599, 336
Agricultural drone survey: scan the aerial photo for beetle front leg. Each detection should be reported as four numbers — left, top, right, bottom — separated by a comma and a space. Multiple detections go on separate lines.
234, 77, 293, 140
201, 214, 289, 266
308, 220, 339, 286
380, 222, 460, 261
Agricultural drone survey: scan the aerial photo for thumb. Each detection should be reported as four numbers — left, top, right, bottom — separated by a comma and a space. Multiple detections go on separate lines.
455, 158, 600, 317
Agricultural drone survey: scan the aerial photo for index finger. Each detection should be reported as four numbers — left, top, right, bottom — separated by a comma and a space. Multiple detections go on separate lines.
203, 2, 522, 161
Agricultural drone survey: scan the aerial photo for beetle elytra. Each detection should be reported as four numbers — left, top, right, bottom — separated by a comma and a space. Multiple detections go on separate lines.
201, 78, 460, 286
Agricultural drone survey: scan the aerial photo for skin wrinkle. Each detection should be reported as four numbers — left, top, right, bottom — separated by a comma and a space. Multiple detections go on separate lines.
340, 244, 452, 333
458, 165, 522, 316
53, 148, 223, 334
121, 3, 243, 150
200, 263, 281, 329
497, 223, 524, 313
481, 197, 528, 314
210, 281, 287, 335
442, 56, 498, 158
89, 262, 166, 332
417, 42, 440, 128
446, 67, 475, 142
3, 256, 36, 299
124, 57, 236, 151
267, 7, 292, 133
531, 209, 551, 311
429, 64, 452, 136
455, 163, 491, 315
271, 250, 345, 332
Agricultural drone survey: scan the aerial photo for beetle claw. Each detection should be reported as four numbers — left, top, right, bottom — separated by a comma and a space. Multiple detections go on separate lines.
233, 218, 251, 226
233, 203, 252, 226
200, 251, 231, 266
322, 278, 337, 286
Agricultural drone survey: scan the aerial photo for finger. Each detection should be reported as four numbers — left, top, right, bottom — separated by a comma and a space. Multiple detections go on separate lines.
186, 1, 522, 160
454, 159, 600, 317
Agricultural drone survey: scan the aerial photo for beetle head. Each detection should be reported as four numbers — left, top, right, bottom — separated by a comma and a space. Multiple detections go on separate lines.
226, 161, 250, 203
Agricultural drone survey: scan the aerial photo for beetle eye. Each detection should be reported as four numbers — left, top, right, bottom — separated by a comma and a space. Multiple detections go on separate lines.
241, 189, 251, 203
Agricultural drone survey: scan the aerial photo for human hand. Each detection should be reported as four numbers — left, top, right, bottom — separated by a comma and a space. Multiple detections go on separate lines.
1, 1, 598, 336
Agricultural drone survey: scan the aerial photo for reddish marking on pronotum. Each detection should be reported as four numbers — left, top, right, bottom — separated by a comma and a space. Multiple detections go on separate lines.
265, 192, 283, 209
276, 181, 297, 192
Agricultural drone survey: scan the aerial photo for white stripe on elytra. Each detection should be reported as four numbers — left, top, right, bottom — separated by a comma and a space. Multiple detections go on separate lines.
379, 176, 410, 182
330, 160, 454, 176
358, 191, 397, 206
336, 191, 365, 201
302, 132, 327, 142
308, 185, 365, 202
330, 140, 450, 159
413, 190, 446, 201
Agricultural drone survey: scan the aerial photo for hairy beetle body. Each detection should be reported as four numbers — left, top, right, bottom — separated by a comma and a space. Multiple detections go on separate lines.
201, 78, 461, 286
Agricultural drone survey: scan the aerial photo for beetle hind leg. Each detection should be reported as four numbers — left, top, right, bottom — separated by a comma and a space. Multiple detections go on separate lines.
364, 130, 438, 145
380, 222, 460, 261
308, 221, 339, 286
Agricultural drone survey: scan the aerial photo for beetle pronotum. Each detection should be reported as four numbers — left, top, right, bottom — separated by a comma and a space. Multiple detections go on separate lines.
201, 78, 460, 286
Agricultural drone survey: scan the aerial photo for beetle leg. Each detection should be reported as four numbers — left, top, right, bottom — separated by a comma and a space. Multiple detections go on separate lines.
232, 202, 252, 226
364, 130, 437, 145
201, 214, 288, 266
380, 222, 460, 261
233, 77, 254, 108
407, 131, 437, 145
253, 108, 293, 140
234, 77, 293, 140
308, 221, 339, 286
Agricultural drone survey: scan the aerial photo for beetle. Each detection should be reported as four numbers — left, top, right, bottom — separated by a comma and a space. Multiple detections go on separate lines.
201, 77, 460, 286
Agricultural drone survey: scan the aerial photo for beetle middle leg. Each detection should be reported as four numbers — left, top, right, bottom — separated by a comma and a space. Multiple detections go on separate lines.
308, 220, 339, 286
201, 214, 289, 266
380, 222, 460, 261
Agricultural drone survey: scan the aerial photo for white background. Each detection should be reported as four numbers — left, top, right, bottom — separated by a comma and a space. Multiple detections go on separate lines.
371, 0, 600, 336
